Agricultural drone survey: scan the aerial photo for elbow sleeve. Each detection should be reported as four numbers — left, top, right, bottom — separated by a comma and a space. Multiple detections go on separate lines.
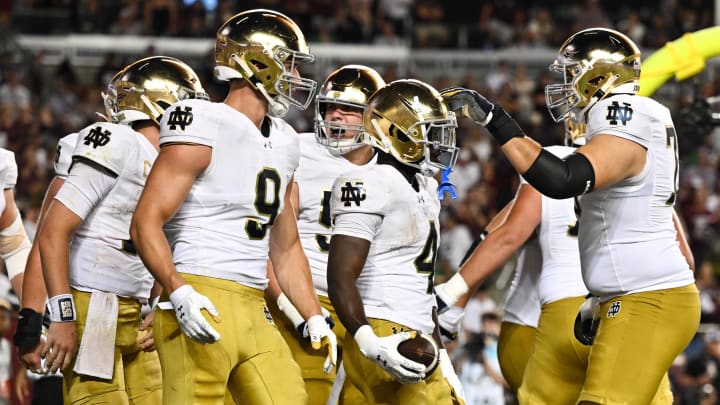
522, 149, 595, 199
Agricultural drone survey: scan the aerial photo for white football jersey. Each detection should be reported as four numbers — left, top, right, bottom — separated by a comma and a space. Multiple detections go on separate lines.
160, 100, 300, 290
581, 94, 694, 299
295, 133, 376, 296
331, 164, 440, 334
0, 148, 17, 215
64, 122, 157, 299
522, 146, 588, 305
54, 132, 79, 178
502, 236, 541, 327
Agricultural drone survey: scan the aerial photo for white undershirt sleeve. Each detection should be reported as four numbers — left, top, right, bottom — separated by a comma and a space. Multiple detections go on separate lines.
54, 161, 116, 220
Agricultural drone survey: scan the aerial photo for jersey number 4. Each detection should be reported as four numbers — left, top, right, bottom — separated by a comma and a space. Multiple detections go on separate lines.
246, 168, 281, 239
415, 222, 438, 294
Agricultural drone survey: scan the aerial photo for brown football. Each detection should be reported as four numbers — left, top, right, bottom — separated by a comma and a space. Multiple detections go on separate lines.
396, 331, 439, 376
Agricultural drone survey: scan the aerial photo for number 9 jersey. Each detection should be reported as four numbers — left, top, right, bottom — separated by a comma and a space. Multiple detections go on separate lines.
330, 164, 440, 335
159, 98, 300, 290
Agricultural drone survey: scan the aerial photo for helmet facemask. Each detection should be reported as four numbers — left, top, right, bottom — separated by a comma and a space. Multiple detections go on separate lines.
314, 98, 366, 156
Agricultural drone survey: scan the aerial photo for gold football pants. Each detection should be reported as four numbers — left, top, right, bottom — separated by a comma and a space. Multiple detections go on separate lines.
154, 274, 306, 405
64, 289, 162, 405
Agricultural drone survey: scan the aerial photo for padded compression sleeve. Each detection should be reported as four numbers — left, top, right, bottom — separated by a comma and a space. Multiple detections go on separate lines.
522, 149, 596, 199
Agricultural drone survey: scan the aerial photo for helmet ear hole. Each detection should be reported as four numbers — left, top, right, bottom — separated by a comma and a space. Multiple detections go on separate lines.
390, 124, 411, 143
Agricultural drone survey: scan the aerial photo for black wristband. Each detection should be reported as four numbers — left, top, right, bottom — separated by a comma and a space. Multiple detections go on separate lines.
13, 308, 43, 349
486, 105, 525, 145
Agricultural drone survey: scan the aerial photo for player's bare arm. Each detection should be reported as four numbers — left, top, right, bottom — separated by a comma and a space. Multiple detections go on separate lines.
16, 176, 65, 371
269, 178, 323, 320
131, 142, 210, 293
673, 209, 695, 271
327, 234, 371, 334
0, 188, 30, 301
37, 198, 84, 373
437, 184, 542, 310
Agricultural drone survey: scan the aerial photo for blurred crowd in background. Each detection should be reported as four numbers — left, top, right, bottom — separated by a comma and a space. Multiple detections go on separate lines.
0, 0, 718, 403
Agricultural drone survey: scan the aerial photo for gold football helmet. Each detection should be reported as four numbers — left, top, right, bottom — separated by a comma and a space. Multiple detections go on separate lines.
215, 9, 316, 117
314, 65, 385, 155
545, 28, 641, 122
104, 56, 208, 125
365, 79, 459, 176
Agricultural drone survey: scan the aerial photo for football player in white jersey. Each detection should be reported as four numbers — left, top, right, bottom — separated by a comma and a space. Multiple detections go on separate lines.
130, 9, 336, 405
0, 148, 31, 301
265, 64, 384, 405
327, 79, 462, 404
443, 28, 700, 404
15, 132, 77, 375
38, 56, 208, 404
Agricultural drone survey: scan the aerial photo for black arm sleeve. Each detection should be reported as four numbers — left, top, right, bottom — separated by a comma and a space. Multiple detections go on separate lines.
522, 149, 596, 199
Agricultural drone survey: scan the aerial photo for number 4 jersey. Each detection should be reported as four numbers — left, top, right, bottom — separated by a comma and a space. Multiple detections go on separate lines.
330, 163, 440, 335
159, 99, 300, 290
581, 94, 694, 299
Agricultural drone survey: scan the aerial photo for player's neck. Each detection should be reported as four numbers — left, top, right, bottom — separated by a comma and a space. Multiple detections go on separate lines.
132, 121, 160, 150
224, 80, 267, 128
377, 151, 420, 190
343, 146, 374, 165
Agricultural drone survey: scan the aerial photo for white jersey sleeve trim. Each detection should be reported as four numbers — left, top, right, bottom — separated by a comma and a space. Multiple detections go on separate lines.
55, 162, 115, 220
332, 212, 382, 242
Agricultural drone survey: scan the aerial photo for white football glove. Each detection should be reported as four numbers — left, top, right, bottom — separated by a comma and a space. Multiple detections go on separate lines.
306, 314, 338, 373
169, 285, 221, 344
438, 306, 465, 340
439, 348, 466, 402
354, 325, 426, 384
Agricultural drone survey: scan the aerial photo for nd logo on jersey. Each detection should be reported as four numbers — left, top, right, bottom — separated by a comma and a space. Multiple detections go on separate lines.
606, 101, 633, 125
340, 181, 366, 207
84, 126, 111, 148
607, 301, 621, 318
167, 106, 194, 130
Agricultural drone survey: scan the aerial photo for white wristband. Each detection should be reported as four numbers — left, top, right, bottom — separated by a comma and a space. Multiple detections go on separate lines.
277, 293, 305, 329
48, 294, 76, 322
435, 273, 470, 308
353, 324, 376, 356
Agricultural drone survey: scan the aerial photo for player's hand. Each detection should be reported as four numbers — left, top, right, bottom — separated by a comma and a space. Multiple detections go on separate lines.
306, 314, 338, 373
18, 335, 45, 373
437, 306, 464, 340
41, 321, 78, 373
138, 310, 156, 352
354, 325, 426, 384
169, 285, 221, 344
574, 295, 600, 345
439, 348, 466, 401
440, 87, 495, 126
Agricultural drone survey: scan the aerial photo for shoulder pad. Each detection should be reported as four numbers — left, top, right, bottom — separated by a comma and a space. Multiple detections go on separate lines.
331, 167, 387, 218
73, 122, 135, 176
160, 99, 215, 147
54, 132, 79, 177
